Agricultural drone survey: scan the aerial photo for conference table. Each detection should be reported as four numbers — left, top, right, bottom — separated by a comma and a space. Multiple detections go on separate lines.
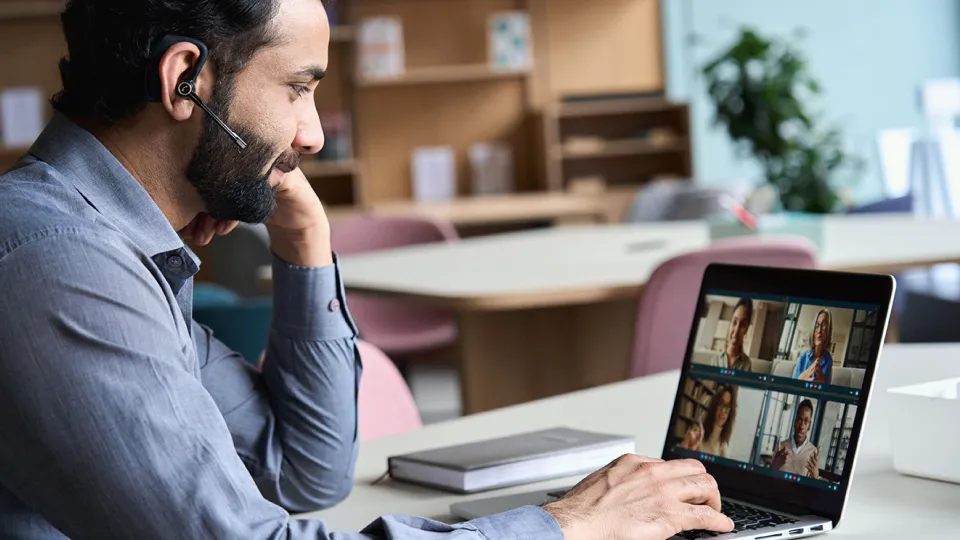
301, 343, 960, 538
337, 213, 960, 414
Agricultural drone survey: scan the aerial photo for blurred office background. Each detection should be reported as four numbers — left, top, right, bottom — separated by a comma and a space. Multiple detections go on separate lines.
2, 0, 959, 429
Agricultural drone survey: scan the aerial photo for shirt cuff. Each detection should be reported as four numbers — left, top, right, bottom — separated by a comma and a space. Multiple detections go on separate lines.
469, 505, 564, 540
270, 252, 358, 341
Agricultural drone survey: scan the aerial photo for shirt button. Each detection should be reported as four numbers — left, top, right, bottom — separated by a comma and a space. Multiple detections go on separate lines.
168, 255, 184, 268
328, 299, 341, 312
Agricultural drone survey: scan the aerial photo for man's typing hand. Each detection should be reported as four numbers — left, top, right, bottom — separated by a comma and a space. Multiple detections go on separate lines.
543, 455, 734, 540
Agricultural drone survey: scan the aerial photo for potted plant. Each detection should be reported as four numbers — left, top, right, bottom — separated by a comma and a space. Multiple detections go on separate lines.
700, 27, 863, 214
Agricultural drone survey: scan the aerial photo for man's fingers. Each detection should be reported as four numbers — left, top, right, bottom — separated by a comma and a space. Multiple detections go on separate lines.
630, 458, 706, 484
678, 503, 735, 534
666, 473, 722, 513
216, 220, 239, 236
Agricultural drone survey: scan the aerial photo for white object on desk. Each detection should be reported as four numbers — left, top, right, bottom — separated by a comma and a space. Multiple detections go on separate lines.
887, 377, 960, 485
357, 17, 405, 79
0, 87, 45, 148
411, 146, 456, 203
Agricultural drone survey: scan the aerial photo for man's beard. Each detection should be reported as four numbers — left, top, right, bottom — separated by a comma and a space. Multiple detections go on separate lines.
186, 84, 300, 223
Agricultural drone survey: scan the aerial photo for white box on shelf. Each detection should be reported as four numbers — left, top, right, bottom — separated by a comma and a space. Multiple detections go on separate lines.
0, 87, 45, 148
412, 146, 456, 203
887, 377, 960, 485
469, 142, 514, 195
488, 11, 532, 70
357, 17, 405, 79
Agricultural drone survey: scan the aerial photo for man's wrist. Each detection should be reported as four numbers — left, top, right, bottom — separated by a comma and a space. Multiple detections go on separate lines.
267, 224, 333, 268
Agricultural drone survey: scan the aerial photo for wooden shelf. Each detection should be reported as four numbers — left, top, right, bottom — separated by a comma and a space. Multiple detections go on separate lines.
357, 64, 530, 88
556, 139, 688, 160
558, 97, 682, 118
368, 192, 609, 227
330, 25, 354, 43
684, 392, 708, 405
299, 159, 358, 178
0, 1, 63, 18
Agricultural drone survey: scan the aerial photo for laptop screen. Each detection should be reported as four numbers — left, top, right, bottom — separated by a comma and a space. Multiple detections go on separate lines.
665, 289, 882, 495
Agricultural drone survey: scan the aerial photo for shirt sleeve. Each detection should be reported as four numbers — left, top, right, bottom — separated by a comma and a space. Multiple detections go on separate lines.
198, 253, 361, 512
0, 230, 563, 540
792, 352, 806, 378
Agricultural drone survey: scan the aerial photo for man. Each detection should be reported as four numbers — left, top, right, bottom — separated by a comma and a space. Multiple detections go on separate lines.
710, 298, 754, 372
770, 400, 821, 479
0, 0, 734, 538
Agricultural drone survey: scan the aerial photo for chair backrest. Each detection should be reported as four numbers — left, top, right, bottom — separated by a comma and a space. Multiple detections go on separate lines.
192, 296, 273, 366
751, 358, 773, 374
772, 360, 797, 378
629, 238, 819, 378
357, 340, 422, 441
331, 215, 459, 255
626, 179, 731, 223
331, 215, 459, 351
204, 224, 272, 298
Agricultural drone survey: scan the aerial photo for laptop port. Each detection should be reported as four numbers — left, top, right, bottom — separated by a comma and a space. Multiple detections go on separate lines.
811, 525, 824, 532
789, 529, 804, 535
756, 534, 782, 540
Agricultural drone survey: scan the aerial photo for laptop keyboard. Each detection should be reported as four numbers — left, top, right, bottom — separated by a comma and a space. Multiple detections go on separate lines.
675, 500, 799, 539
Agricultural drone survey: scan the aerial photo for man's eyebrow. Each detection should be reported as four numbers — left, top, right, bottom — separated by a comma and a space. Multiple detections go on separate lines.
294, 65, 326, 81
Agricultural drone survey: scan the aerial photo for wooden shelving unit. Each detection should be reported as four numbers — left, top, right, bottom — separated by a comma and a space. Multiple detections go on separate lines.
357, 64, 531, 88
538, 90, 693, 212
329, 25, 355, 43
556, 138, 688, 160
558, 97, 684, 118
299, 158, 358, 178
2, 0, 681, 231
0, 1, 63, 19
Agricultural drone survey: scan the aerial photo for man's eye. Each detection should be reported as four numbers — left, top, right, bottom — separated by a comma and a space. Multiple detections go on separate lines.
290, 85, 309, 99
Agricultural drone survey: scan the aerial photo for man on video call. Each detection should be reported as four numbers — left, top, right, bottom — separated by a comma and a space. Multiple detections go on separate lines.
0, 1, 735, 538
770, 400, 821, 479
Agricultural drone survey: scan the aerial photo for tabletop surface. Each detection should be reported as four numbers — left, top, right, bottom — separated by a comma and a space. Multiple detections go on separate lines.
301, 343, 960, 538
337, 214, 960, 308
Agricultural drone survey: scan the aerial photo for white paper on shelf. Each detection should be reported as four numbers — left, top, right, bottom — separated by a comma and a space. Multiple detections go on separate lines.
411, 146, 456, 203
357, 17, 405, 78
0, 87, 45, 148
488, 11, 532, 70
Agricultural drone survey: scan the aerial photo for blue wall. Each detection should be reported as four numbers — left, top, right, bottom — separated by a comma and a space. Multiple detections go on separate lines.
661, 0, 960, 204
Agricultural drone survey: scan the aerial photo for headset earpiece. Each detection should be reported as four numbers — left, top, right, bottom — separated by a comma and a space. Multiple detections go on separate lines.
145, 34, 247, 150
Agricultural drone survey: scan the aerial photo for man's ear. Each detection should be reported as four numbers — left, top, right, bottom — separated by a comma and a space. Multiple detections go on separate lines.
157, 42, 204, 122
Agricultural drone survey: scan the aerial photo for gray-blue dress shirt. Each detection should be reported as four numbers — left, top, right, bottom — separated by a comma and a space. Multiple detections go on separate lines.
0, 113, 561, 539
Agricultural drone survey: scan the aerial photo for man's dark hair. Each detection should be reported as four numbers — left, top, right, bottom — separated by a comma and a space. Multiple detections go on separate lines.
796, 399, 814, 417
52, 0, 281, 125
734, 298, 753, 324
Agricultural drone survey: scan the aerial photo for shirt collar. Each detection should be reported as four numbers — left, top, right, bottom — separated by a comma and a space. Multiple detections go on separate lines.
790, 436, 809, 454
28, 112, 200, 293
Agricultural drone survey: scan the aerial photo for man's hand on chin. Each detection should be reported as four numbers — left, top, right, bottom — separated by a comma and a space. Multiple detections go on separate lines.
264, 166, 333, 268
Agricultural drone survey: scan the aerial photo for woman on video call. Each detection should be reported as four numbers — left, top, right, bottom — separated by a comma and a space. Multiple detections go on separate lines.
682, 385, 737, 457
793, 309, 834, 385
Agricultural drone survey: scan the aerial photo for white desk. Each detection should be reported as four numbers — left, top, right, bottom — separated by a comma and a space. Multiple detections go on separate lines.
301, 343, 960, 538
338, 214, 960, 414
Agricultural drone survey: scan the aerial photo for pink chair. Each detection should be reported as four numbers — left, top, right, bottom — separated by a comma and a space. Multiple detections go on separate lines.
331, 216, 459, 358
357, 340, 422, 441
628, 237, 819, 378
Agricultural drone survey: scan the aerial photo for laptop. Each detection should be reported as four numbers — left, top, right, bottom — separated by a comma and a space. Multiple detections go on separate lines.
450, 263, 896, 539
